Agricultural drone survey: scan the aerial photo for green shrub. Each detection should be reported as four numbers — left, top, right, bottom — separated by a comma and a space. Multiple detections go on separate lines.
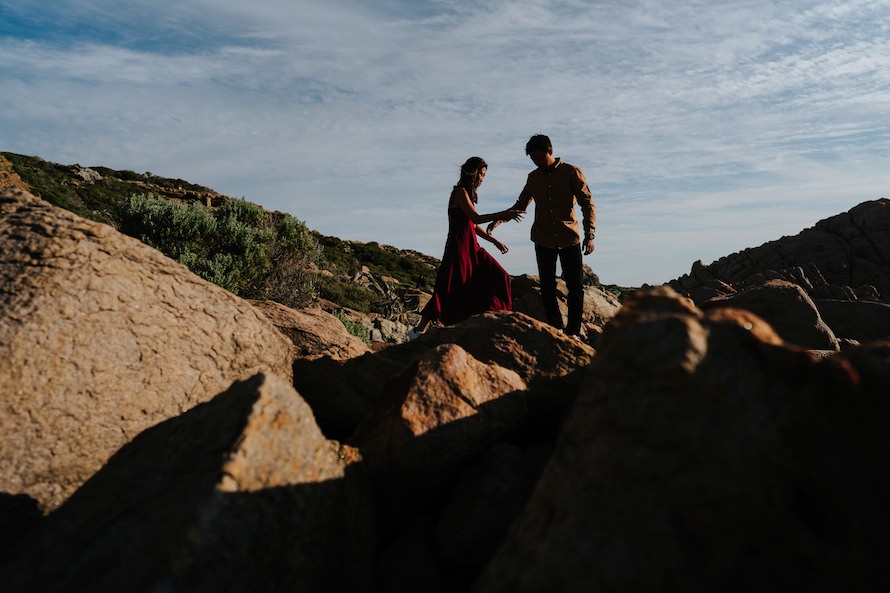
116, 194, 217, 257
332, 310, 371, 346
114, 193, 319, 305
314, 275, 378, 313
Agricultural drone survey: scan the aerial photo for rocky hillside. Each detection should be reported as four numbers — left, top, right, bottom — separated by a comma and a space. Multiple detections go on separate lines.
668, 198, 890, 349
2, 185, 888, 592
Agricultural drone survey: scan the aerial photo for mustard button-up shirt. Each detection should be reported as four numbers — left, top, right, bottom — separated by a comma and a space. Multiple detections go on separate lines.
510, 158, 596, 250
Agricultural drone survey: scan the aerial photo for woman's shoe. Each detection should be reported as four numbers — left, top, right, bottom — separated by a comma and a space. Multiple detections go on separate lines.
408, 327, 422, 341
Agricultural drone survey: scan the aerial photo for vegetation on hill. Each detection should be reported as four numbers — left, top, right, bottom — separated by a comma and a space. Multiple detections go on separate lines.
2, 152, 213, 225
3, 152, 440, 314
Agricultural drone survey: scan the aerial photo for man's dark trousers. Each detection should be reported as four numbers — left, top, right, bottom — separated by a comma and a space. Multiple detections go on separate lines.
535, 243, 584, 335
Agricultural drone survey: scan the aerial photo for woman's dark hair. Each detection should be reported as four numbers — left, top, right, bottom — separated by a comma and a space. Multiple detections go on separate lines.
456, 156, 487, 203
525, 134, 552, 155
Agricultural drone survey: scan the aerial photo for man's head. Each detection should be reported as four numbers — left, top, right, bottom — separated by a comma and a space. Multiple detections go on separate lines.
525, 134, 554, 169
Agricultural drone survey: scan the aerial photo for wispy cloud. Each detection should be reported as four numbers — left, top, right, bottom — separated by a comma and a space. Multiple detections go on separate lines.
2, 0, 888, 286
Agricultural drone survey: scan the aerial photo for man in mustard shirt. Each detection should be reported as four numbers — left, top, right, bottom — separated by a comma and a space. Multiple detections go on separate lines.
490, 134, 596, 339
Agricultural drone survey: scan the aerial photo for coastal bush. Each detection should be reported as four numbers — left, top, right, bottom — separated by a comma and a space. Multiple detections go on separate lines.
115, 193, 319, 305
313, 274, 378, 312
332, 309, 371, 346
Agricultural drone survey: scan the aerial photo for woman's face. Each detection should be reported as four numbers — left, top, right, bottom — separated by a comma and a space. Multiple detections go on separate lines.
475, 167, 487, 187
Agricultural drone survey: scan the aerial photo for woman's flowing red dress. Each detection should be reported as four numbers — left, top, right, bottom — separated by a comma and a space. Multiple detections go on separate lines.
421, 205, 512, 325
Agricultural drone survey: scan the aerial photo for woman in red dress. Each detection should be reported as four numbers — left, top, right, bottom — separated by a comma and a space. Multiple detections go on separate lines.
410, 157, 524, 338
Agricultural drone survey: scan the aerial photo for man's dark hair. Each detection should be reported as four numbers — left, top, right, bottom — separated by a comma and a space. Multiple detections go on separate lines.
525, 134, 552, 155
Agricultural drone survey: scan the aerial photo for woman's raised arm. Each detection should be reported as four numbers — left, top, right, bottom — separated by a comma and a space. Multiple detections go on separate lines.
451, 187, 524, 225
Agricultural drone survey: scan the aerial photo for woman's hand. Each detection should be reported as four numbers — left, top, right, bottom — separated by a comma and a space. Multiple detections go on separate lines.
493, 239, 509, 254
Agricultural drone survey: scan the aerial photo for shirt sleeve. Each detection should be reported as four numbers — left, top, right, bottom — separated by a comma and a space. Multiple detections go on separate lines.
572, 166, 596, 238
510, 175, 535, 211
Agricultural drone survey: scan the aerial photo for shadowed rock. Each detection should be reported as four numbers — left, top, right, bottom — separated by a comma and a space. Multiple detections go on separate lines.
436, 441, 551, 585
473, 286, 890, 593
670, 198, 890, 304
814, 298, 890, 343
700, 279, 840, 350
6, 373, 371, 593
0, 188, 294, 511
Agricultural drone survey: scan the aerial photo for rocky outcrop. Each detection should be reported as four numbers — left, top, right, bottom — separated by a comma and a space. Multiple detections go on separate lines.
670, 198, 890, 304
0, 188, 294, 511
292, 311, 595, 439
669, 199, 890, 347
473, 287, 890, 593
249, 299, 370, 359
0, 154, 29, 192
7, 373, 371, 593
6, 180, 890, 593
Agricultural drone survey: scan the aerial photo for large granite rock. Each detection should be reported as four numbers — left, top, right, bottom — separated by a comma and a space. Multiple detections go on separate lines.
814, 298, 890, 343
6, 373, 371, 593
473, 287, 890, 593
0, 188, 294, 511
249, 300, 370, 359
350, 343, 527, 515
700, 279, 840, 350
292, 311, 595, 439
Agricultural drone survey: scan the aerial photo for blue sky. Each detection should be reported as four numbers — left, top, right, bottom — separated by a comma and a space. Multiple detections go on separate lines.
2, 0, 888, 286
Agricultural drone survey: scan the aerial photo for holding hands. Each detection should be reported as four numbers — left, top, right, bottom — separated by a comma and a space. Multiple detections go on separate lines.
487, 209, 523, 234
481, 210, 523, 253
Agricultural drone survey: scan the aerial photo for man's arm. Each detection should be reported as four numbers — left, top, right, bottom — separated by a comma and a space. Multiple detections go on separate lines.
573, 167, 596, 255
488, 181, 533, 234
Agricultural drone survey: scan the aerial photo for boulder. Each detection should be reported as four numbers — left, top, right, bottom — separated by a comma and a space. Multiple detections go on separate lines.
701, 279, 840, 350
249, 300, 370, 359
473, 287, 890, 593
6, 373, 371, 593
350, 343, 527, 516
0, 188, 294, 511
376, 517, 451, 593
814, 298, 890, 343
583, 284, 622, 327
436, 441, 551, 585
365, 316, 411, 344
292, 311, 595, 439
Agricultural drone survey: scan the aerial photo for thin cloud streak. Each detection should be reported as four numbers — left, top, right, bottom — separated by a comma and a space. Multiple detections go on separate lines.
1, 0, 888, 286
